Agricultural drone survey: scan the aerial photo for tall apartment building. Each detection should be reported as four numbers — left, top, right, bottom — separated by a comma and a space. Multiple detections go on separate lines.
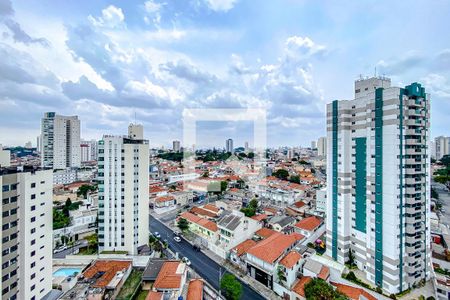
80, 140, 98, 162
41, 112, 81, 169
317, 136, 327, 157
1, 166, 53, 300
226, 138, 234, 153
0, 145, 10, 168
435, 136, 450, 160
173, 140, 181, 152
97, 124, 149, 255
326, 77, 431, 294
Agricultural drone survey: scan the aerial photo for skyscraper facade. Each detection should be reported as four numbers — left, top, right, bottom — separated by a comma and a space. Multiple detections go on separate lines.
326, 77, 431, 294
226, 139, 234, 153
317, 136, 327, 157
41, 112, 81, 169
97, 124, 149, 255
435, 136, 450, 160
1, 166, 53, 300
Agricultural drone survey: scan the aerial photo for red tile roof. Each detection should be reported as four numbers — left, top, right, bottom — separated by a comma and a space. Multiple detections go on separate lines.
146, 291, 163, 300
295, 216, 322, 232
155, 195, 175, 203
292, 276, 311, 297
246, 232, 303, 264
190, 206, 218, 218
293, 201, 306, 208
153, 261, 183, 290
332, 282, 377, 300
318, 266, 330, 280
83, 260, 132, 288
255, 227, 277, 239
232, 239, 258, 257
179, 212, 218, 232
203, 204, 220, 213
186, 279, 204, 300
279, 251, 302, 269
251, 214, 268, 221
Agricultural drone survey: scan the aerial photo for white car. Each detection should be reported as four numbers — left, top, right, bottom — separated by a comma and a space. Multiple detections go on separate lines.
174, 236, 181, 242
182, 257, 191, 266
154, 232, 161, 239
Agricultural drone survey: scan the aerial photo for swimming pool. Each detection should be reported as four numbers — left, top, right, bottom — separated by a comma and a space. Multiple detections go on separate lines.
53, 267, 82, 277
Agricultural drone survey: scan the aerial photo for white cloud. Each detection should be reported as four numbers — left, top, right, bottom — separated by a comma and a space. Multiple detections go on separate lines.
88, 5, 125, 28
204, 0, 238, 12
285, 36, 327, 60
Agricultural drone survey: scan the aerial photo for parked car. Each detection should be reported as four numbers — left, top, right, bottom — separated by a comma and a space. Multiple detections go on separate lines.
174, 236, 181, 242
154, 232, 161, 239
182, 257, 191, 266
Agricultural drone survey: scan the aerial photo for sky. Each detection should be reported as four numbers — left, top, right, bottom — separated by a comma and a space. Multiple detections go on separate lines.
1, 0, 450, 148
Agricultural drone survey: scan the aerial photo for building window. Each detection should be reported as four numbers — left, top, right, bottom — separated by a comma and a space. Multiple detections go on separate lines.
31, 183, 36, 188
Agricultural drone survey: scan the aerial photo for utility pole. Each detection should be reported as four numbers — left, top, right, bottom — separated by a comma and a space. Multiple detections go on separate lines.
218, 267, 223, 299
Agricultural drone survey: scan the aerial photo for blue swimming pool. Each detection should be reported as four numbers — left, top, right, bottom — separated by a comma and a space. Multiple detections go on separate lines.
53, 268, 82, 277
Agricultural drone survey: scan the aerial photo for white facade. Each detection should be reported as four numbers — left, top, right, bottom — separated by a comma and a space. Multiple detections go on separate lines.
315, 188, 326, 213
17, 169, 53, 300
317, 137, 327, 157
97, 125, 149, 255
80, 140, 98, 162
0, 145, 10, 167
326, 77, 431, 294
41, 112, 81, 169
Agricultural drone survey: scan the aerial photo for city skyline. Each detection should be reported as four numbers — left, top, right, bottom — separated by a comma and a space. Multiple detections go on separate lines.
1, 1, 450, 147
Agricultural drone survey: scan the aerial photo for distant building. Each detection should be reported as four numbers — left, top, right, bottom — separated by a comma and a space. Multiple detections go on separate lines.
41, 112, 81, 169
226, 138, 234, 153
311, 141, 317, 149
97, 124, 149, 255
1, 166, 53, 300
326, 77, 431, 293
173, 140, 181, 152
315, 188, 326, 214
25, 141, 32, 149
245, 141, 249, 152
317, 137, 326, 157
435, 136, 450, 160
0, 145, 11, 167
80, 140, 98, 162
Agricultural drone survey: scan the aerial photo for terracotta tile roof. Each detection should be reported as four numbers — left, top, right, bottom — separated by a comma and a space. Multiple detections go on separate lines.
155, 195, 175, 203
83, 260, 132, 288
295, 216, 322, 232
246, 232, 303, 264
318, 266, 330, 280
291, 276, 311, 297
197, 218, 218, 232
153, 261, 183, 290
229, 188, 240, 192
145, 291, 163, 300
263, 207, 277, 214
186, 279, 204, 300
332, 282, 377, 300
232, 239, 257, 257
251, 214, 268, 221
255, 227, 277, 239
293, 201, 305, 208
203, 204, 220, 213
190, 206, 218, 218
179, 212, 201, 223
149, 186, 166, 194
279, 251, 302, 269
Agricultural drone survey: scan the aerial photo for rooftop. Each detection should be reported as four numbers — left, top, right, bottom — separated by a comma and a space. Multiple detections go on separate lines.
279, 251, 302, 269
294, 216, 322, 231
186, 279, 204, 300
153, 261, 185, 290
255, 227, 277, 239
291, 276, 311, 297
246, 232, 303, 264
82, 260, 132, 288
332, 282, 377, 300
232, 239, 258, 257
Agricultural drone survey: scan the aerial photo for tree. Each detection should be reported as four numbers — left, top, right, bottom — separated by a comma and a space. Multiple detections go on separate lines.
221, 181, 228, 192
289, 175, 300, 184
247, 152, 255, 159
304, 278, 348, 299
86, 233, 98, 253
220, 274, 242, 300
53, 208, 70, 229
277, 266, 286, 283
299, 160, 308, 165
345, 271, 357, 281
347, 248, 356, 267
240, 199, 258, 217
178, 218, 189, 231
273, 169, 289, 180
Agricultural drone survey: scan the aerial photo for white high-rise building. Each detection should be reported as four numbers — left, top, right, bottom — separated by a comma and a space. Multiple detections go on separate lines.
326, 77, 431, 294
1, 166, 53, 300
226, 139, 234, 153
97, 124, 149, 255
41, 112, 81, 169
80, 140, 98, 162
0, 145, 10, 167
435, 136, 450, 160
173, 140, 181, 152
311, 140, 317, 149
317, 136, 327, 157
244, 141, 249, 152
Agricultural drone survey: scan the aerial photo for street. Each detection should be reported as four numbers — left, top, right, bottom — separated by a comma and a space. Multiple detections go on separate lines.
149, 216, 266, 300
52, 240, 88, 259
433, 182, 450, 227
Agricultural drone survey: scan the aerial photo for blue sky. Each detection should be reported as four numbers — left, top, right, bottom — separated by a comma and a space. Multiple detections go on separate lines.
1, 0, 450, 148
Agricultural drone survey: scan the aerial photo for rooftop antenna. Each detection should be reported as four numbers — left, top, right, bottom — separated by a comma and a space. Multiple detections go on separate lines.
374, 67, 377, 78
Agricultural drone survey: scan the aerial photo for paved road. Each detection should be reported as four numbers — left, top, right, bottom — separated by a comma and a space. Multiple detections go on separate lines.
433, 182, 450, 227
53, 240, 88, 259
150, 216, 265, 300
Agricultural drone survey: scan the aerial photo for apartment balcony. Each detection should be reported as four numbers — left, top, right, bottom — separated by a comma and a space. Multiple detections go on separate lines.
405, 128, 423, 135
405, 177, 425, 185
405, 206, 423, 215
404, 168, 424, 176
405, 158, 422, 165
406, 99, 423, 107
407, 108, 424, 117
405, 139, 423, 146
405, 148, 424, 155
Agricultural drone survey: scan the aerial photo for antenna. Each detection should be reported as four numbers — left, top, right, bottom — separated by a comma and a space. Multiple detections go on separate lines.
134, 110, 137, 125
374, 67, 377, 77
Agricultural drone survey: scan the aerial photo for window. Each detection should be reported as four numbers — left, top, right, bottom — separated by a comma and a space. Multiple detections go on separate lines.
31, 194, 36, 200
2, 185, 9, 192
31, 183, 36, 188
31, 205, 36, 211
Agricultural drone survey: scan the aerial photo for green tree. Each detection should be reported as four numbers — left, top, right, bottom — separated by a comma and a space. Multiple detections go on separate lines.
247, 152, 255, 159
304, 278, 348, 300
220, 274, 242, 300
273, 169, 289, 180
221, 181, 228, 192
77, 184, 97, 198
85, 233, 98, 253
289, 175, 300, 184
345, 271, 357, 281
347, 248, 355, 267
177, 218, 189, 231
53, 208, 70, 229
65, 198, 72, 208
299, 160, 309, 165
277, 266, 286, 283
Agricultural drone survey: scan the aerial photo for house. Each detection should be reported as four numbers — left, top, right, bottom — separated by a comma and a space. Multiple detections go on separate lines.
178, 212, 218, 242
291, 276, 312, 300
269, 215, 296, 232
142, 259, 166, 290
294, 216, 323, 238
332, 282, 377, 300
155, 195, 176, 208
302, 259, 330, 282
273, 251, 304, 298
229, 239, 258, 269
214, 210, 262, 258
190, 206, 218, 219
245, 232, 304, 288
152, 260, 187, 299
254, 227, 277, 240
171, 191, 193, 207
186, 279, 204, 300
